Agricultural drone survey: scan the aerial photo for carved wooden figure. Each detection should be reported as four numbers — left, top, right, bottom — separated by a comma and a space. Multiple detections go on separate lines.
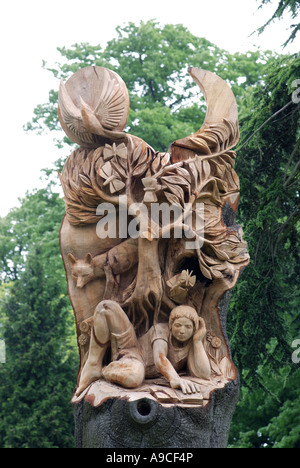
58, 65, 249, 448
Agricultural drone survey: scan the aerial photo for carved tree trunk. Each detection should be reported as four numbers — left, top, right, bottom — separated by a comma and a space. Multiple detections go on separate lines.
74, 385, 240, 448
57, 66, 249, 449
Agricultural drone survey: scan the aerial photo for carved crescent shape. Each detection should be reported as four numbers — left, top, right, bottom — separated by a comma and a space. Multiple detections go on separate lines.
171, 67, 240, 160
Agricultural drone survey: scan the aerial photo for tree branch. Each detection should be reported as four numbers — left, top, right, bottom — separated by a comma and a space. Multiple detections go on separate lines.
237, 100, 294, 152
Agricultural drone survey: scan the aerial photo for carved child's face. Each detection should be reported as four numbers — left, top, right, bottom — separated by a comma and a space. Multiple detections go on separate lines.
171, 317, 194, 343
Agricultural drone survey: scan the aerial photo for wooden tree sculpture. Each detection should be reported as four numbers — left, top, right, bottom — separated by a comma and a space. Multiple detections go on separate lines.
58, 66, 249, 448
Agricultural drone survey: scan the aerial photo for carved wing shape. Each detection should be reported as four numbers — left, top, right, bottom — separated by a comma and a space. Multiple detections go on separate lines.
170, 68, 240, 161
58, 80, 96, 146
94, 69, 127, 130
58, 66, 130, 147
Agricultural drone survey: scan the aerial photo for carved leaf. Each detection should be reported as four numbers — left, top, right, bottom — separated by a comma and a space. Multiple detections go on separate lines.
199, 262, 213, 280
202, 160, 211, 179
231, 247, 248, 257
161, 175, 190, 190
194, 155, 202, 175
211, 246, 230, 261
61, 183, 78, 203
69, 178, 82, 197
164, 192, 182, 207
164, 184, 185, 205
188, 161, 199, 189
211, 269, 224, 279
161, 152, 170, 168
151, 155, 161, 173
79, 186, 99, 198
92, 146, 103, 160
132, 142, 143, 164
117, 156, 128, 171
79, 174, 91, 186
82, 156, 91, 175
175, 166, 191, 182
136, 148, 149, 166
132, 163, 149, 177
110, 179, 126, 194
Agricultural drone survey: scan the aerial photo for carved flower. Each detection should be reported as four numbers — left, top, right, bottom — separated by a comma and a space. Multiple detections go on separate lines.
166, 270, 196, 304
98, 161, 126, 194
78, 334, 89, 347
211, 337, 222, 349
142, 177, 162, 203
103, 142, 127, 162
206, 332, 222, 349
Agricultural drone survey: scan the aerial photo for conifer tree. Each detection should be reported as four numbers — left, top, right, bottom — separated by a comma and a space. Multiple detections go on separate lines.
0, 247, 77, 448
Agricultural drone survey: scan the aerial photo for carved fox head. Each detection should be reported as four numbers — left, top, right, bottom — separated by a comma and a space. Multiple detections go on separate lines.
68, 253, 95, 289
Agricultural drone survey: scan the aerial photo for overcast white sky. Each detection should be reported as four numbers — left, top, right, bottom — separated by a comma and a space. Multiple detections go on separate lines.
0, 0, 298, 217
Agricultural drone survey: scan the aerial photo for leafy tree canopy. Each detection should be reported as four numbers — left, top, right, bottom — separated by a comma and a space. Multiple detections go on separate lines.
228, 52, 300, 448
0, 185, 78, 448
256, 0, 300, 46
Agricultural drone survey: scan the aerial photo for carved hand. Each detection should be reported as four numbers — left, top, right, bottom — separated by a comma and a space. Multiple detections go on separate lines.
170, 377, 201, 394
193, 317, 207, 343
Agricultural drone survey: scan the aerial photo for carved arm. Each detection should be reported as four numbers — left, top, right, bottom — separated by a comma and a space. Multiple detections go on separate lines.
152, 339, 201, 394
187, 318, 211, 380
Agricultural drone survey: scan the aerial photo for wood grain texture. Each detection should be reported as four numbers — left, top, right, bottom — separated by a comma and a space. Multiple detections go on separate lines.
58, 66, 249, 411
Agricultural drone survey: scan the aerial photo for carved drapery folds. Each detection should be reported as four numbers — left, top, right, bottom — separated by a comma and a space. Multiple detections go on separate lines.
58, 66, 249, 407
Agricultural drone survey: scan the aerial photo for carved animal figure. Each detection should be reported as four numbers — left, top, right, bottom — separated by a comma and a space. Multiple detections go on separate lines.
68, 253, 101, 289
68, 237, 138, 289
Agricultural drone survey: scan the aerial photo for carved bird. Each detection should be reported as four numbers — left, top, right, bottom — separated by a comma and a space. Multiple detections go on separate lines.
58, 67, 129, 147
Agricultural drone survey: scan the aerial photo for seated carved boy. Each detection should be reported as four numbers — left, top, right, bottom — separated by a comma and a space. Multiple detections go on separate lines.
76, 300, 211, 396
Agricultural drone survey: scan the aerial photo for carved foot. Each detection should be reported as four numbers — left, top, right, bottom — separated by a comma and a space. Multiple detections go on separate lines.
102, 358, 145, 389
76, 363, 103, 396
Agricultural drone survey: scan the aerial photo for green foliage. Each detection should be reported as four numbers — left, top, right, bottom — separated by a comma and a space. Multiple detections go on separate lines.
230, 53, 300, 370
0, 248, 77, 448
0, 186, 65, 281
0, 186, 78, 448
257, 0, 300, 46
229, 351, 300, 448
228, 52, 300, 448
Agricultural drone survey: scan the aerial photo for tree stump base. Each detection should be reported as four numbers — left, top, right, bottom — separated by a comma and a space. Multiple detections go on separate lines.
73, 377, 239, 448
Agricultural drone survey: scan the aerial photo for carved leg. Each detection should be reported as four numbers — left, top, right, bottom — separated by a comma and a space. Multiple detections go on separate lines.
76, 305, 111, 396
76, 301, 144, 395
102, 357, 145, 389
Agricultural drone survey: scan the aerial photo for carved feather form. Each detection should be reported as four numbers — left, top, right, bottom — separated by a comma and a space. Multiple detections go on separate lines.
170, 68, 240, 161
94, 69, 127, 130
58, 67, 129, 147
59, 81, 96, 146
